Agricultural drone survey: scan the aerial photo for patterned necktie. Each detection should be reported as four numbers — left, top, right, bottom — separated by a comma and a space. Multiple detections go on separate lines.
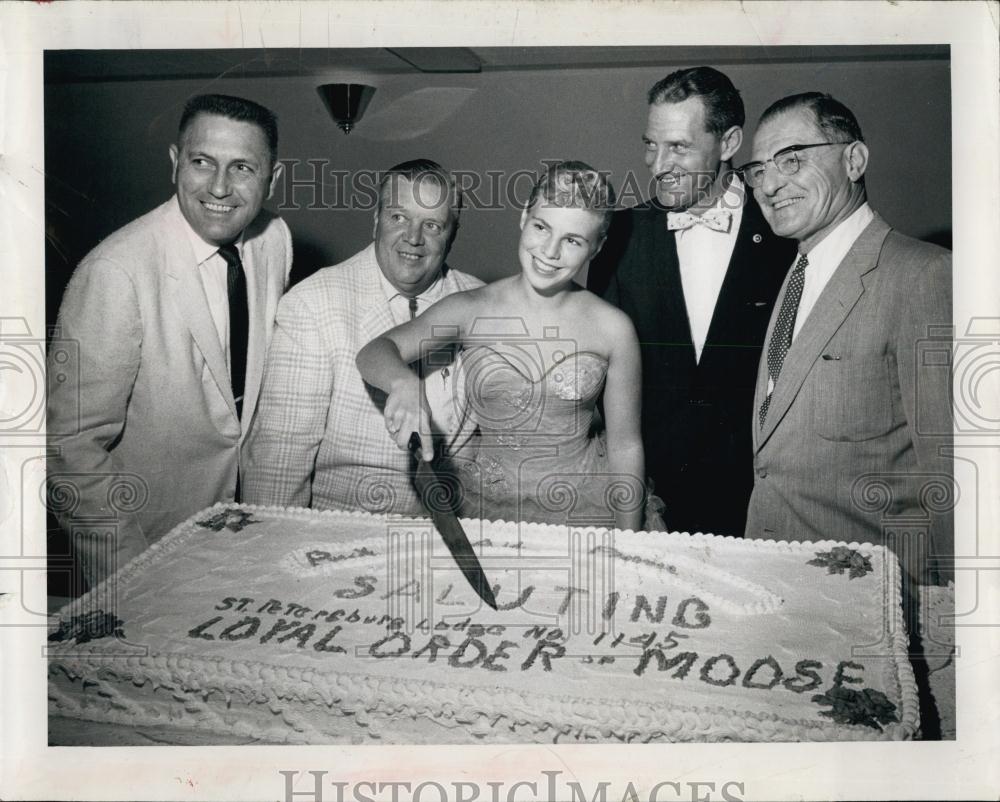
408, 296, 418, 320
217, 243, 248, 419
759, 253, 808, 428
666, 208, 733, 233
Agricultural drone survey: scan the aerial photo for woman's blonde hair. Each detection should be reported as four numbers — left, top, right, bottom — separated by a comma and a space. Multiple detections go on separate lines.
526, 161, 617, 236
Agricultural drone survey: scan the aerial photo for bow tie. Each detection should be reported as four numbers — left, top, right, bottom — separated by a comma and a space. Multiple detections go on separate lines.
666, 208, 733, 233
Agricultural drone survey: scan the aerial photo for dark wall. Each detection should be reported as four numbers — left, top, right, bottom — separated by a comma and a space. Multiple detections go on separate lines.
45, 53, 950, 324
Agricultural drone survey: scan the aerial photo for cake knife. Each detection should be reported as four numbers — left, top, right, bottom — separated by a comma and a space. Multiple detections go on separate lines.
408, 432, 498, 610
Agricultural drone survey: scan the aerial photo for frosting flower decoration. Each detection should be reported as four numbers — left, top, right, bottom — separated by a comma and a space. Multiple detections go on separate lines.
48, 610, 125, 644
197, 507, 259, 533
808, 546, 873, 579
812, 685, 899, 730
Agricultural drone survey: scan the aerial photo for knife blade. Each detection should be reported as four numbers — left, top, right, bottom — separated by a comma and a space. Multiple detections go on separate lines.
408, 432, 498, 610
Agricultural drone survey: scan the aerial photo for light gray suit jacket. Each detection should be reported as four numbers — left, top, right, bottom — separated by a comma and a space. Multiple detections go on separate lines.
47, 197, 292, 584
745, 214, 953, 583
242, 244, 483, 514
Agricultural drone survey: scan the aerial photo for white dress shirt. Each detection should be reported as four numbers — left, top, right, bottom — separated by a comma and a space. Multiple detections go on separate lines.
377, 267, 450, 326
181, 221, 258, 423
674, 177, 745, 363
375, 266, 464, 442
792, 202, 874, 341
180, 221, 250, 367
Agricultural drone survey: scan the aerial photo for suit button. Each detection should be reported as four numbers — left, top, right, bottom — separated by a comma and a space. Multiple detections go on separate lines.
757, 467, 767, 478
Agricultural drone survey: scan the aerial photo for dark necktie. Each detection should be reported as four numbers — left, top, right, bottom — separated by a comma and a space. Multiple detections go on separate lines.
408, 296, 418, 320
217, 243, 248, 420
759, 253, 808, 427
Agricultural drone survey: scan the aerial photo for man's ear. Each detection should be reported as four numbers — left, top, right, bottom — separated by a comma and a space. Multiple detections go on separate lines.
844, 141, 869, 183
266, 160, 285, 200
719, 125, 743, 164
169, 144, 180, 184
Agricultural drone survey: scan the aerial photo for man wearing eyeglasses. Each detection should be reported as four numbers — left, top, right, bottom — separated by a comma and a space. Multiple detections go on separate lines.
742, 92, 953, 585
588, 66, 796, 537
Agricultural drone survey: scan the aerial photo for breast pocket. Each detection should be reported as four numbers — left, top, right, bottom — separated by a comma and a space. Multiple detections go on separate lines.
813, 354, 897, 442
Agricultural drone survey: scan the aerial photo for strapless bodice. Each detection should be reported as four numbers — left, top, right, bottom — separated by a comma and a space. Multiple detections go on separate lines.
461, 345, 608, 448
456, 346, 635, 527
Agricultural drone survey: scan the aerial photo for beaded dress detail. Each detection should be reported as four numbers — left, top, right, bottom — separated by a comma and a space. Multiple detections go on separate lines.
457, 345, 623, 526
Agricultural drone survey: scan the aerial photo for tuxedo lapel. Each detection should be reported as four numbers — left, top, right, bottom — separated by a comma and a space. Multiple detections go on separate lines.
757, 215, 891, 446
161, 203, 237, 418
703, 195, 773, 350
640, 205, 695, 360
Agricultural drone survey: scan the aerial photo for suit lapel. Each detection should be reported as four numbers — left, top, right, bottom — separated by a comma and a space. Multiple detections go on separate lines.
757, 215, 891, 447
356, 246, 398, 341
241, 223, 271, 426
161, 202, 237, 418
752, 302, 775, 450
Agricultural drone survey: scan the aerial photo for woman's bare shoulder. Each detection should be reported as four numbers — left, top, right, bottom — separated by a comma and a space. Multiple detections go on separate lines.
576, 288, 636, 337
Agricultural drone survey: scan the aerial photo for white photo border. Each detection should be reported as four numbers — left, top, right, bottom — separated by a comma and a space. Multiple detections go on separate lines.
2, 2, 998, 800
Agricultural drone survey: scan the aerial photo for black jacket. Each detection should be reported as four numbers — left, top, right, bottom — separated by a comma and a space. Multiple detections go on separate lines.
588, 195, 797, 536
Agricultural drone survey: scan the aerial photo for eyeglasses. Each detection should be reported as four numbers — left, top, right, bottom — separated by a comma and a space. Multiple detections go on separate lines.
740, 142, 854, 188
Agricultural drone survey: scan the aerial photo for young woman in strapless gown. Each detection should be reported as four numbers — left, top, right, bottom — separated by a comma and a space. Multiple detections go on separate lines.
357, 161, 660, 532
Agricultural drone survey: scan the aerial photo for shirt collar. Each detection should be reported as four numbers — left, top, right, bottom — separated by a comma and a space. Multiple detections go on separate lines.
801, 202, 874, 267
375, 258, 447, 305
177, 205, 244, 266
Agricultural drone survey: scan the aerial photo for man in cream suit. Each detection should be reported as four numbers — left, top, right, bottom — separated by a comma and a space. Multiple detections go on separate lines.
243, 159, 482, 514
743, 93, 952, 585
47, 94, 292, 586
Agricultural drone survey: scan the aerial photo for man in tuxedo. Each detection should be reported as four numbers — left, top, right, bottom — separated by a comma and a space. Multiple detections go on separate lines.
588, 66, 796, 536
243, 160, 482, 514
744, 93, 952, 584
47, 94, 292, 586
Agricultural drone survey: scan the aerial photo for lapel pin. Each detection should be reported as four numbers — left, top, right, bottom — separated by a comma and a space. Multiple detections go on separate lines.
821, 353, 842, 361
752, 233, 763, 243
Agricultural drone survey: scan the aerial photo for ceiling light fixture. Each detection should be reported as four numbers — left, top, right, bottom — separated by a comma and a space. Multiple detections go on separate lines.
316, 83, 376, 134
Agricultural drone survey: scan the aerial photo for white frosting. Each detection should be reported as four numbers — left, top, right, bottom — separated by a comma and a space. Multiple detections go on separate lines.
48, 503, 920, 743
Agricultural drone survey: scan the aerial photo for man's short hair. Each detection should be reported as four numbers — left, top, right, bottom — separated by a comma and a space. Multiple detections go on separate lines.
647, 66, 745, 136
377, 159, 463, 224
526, 160, 617, 237
178, 94, 279, 166
759, 92, 865, 144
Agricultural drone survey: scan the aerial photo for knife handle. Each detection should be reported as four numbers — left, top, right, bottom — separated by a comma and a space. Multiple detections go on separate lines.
408, 430, 436, 462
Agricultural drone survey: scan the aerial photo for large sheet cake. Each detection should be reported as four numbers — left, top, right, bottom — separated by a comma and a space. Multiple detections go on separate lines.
48, 504, 919, 742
